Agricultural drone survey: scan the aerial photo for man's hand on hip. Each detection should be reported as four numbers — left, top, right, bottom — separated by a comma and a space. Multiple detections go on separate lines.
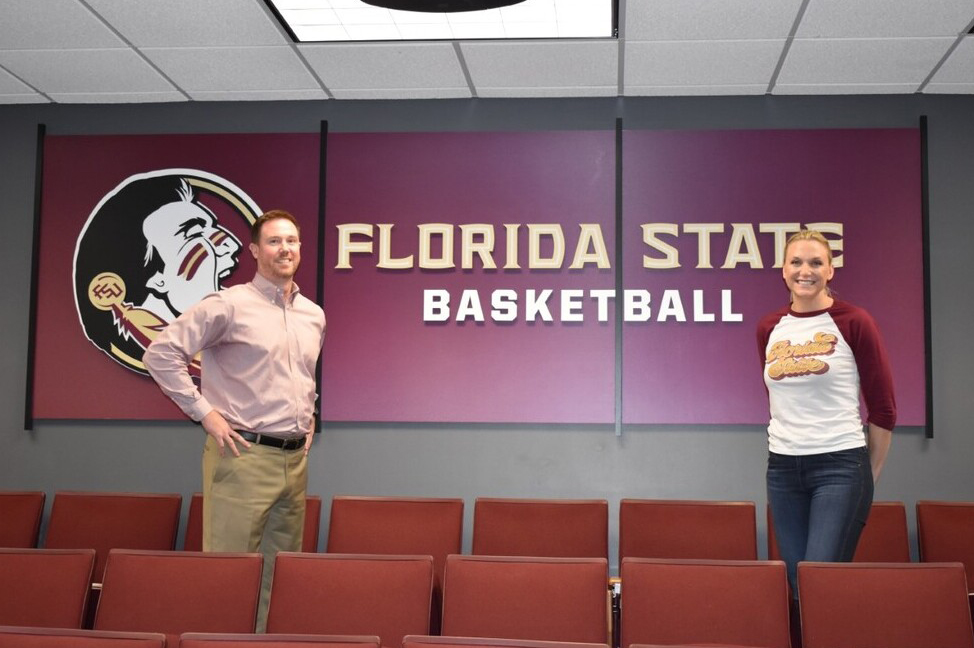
202, 410, 251, 457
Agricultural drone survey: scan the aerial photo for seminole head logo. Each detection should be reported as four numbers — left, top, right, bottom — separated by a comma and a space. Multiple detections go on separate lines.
73, 169, 260, 375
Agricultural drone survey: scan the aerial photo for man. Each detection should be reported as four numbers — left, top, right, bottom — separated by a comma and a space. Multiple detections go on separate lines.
143, 210, 325, 631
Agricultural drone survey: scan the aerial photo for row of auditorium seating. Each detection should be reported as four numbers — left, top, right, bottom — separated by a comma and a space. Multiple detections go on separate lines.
6, 491, 974, 564
2, 549, 972, 648
0, 633, 679, 648
0, 630, 765, 648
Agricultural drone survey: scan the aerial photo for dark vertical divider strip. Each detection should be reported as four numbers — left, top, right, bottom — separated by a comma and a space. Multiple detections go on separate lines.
316, 120, 328, 432
920, 115, 933, 439
615, 119, 624, 436
24, 124, 46, 431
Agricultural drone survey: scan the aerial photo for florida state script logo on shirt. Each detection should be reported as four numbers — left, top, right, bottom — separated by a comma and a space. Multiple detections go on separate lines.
766, 332, 838, 380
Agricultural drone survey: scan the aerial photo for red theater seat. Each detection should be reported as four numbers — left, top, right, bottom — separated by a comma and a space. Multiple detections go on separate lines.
94, 549, 263, 647
441, 554, 609, 644
619, 558, 790, 648
917, 501, 974, 591
767, 501, 910, 562
403, 636, 608, 648
0, 547, 95, 629
326, 496, 463, 632
44, 491, 182, 583
183, 492, 322, 552
327, 495, 463, 584
179, 634, 381, 648
0, 627, 165, 648
266, 552, 433, 648
619, 499, 757, 561
798, 561, 974, 648
472, 498, 608, 559
630, 645, 761, 648
0, 490, 45, 548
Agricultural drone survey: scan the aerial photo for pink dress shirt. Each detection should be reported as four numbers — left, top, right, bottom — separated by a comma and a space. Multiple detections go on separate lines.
144, 273, 326, 438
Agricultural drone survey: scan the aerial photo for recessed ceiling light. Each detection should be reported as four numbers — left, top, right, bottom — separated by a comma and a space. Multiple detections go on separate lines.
361, 0, 527, 12
264, 0, 616, 42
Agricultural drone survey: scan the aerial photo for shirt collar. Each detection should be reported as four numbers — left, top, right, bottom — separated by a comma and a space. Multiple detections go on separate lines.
251, 272, 301, 304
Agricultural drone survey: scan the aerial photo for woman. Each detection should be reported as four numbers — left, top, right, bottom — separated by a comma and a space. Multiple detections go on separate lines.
756, 229, 895, 594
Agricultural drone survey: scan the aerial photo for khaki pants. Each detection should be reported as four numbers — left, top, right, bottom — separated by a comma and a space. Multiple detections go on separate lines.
202, 435, 307, 632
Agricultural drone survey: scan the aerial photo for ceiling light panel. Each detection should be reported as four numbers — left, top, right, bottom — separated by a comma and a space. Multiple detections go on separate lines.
266, 0, 614, 41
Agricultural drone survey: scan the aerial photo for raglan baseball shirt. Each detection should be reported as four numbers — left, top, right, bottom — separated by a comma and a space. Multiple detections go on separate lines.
756, 299, 896, 455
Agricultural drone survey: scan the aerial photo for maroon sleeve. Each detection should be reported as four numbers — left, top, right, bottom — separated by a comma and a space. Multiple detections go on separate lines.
832, 302, 897, 431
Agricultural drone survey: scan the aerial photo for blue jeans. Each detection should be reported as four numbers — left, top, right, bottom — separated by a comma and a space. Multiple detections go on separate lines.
767, 446, 873, 596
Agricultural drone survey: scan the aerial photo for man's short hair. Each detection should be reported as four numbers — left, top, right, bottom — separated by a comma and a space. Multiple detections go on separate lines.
251, 210, 300, 244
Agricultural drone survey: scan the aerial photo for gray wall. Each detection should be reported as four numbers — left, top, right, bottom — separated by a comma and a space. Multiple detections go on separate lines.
2, 95, 972, 570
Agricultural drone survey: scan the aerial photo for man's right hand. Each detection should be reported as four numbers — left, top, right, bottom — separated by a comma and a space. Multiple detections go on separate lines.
201, 410, 251, 457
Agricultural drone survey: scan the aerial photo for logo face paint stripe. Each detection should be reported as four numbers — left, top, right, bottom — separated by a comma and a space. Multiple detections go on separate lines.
209, 230, 228, 245
178, 242, 207, 280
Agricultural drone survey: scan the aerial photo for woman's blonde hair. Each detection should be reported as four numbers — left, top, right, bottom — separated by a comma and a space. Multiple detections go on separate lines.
784, 228, 833, 265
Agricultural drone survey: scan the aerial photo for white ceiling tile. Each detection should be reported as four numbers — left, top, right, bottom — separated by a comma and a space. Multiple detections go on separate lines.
774, 83, 921, 94
625, 40, 784, 87
0, 0, 126, 49
796, 0, 974, 38
461, 40, 617, 89
48, 91, 188, 103
626, 0, 804, 41
0, 66, 35, 94
143, 46, 320, 92
626, 84, 767, 96
188, 89, 329, 100
476, 85, 616, 98
0, 93, 50, 103
0, 49, 176, 94
925, 83, 974, 93
929, 36, 974, 83
331, 87, 472, 99
1, 0, 971, 104
300, 43, 467, 90
780, 38, 955, 85
84, 0, 288, 47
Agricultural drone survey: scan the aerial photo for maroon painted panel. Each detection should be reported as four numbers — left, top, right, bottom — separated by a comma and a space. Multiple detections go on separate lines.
33, 133, 320, 419
322, 131, 616, 424
621, 129, 924, 425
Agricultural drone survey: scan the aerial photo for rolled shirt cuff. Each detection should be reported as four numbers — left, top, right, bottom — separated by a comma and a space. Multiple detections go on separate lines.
187, 396, 214, 423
